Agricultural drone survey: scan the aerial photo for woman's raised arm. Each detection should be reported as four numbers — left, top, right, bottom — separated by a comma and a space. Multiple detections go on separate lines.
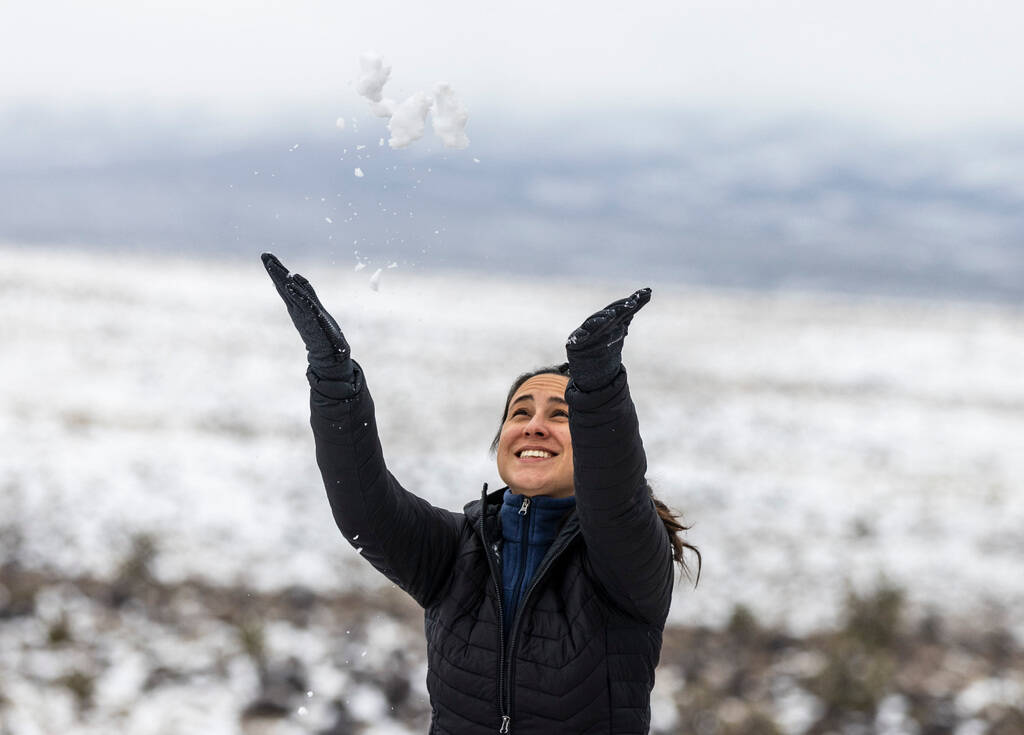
262, 253, 461, 608
564, 288, 674, 624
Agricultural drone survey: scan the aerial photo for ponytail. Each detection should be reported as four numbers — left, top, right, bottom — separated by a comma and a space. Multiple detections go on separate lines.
651, 489, 701, 585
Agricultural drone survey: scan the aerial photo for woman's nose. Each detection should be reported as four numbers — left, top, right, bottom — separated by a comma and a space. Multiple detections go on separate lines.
523, 415, 548, 436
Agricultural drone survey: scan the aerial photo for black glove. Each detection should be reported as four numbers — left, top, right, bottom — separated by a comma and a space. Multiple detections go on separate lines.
565, 288, 652, 391
262, 253, 359, 398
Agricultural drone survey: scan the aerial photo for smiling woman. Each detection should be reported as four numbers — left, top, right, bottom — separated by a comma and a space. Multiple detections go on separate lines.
495, 371, 575, 498
262, 252, 699, 735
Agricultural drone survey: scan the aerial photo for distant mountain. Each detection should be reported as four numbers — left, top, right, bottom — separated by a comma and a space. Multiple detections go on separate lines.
2, 107, 1022, 302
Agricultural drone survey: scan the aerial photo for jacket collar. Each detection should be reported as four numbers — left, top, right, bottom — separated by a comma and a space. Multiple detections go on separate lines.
465, 484, 580, 547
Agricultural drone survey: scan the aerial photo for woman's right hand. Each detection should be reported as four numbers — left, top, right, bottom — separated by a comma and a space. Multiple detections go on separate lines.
262, 253, 356, 388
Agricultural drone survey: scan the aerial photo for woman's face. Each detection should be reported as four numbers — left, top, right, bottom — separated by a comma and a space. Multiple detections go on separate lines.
496, 374, 575, 498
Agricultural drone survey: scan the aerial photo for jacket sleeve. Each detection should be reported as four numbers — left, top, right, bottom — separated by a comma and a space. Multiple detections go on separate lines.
566, 367, 674, 624
308, 368, 462, 609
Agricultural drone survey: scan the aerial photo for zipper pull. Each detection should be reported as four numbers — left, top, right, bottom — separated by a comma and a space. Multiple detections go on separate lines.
499, 715, 511, 733
518, 497, 530, 516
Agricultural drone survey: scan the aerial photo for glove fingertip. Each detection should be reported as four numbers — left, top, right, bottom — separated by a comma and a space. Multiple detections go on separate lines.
628, 287, 652, 309
261, 252, 290, 281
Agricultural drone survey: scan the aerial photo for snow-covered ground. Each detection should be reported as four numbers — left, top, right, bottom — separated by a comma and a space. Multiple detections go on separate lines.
2, 243, 1023, 643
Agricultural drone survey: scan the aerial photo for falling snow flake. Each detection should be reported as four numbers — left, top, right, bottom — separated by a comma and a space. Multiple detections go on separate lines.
369, 268, 382, 291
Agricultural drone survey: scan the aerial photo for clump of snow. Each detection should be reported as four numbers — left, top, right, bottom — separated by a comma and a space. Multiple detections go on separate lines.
431, 84, 469, 150
370, 98, 396, 118
353, 167, 364, 178
368, 268, 383, 291
955, 677, 1023, 718
335, 117, 346, 130
387, 91, 433, 149
353, 52, 469, 150
355, 52, 390, 103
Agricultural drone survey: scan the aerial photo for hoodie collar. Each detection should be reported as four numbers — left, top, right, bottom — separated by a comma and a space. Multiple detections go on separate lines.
499, 488, 576, 545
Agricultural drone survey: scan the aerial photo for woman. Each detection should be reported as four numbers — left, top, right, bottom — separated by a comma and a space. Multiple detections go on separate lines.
262, 253, 698, 734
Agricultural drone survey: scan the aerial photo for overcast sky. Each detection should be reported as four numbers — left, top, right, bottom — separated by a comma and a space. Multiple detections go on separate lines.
3, 0, 1023, 133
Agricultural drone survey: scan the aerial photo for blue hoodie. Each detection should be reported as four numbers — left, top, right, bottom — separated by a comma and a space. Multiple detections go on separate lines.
499, 488, 576, 636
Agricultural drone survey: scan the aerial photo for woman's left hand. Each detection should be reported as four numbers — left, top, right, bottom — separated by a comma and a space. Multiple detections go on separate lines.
565, 287, 651, 391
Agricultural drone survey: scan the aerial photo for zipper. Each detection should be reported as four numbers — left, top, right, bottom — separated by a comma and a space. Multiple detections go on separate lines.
477, 484, 510, 733
479, 488, 578, 734
500, 519, 580, 735
508, 497, 531, 648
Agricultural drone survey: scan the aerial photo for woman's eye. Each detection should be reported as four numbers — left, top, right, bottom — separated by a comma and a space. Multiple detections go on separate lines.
512, 409, 528, 417
553, 410, 569, 418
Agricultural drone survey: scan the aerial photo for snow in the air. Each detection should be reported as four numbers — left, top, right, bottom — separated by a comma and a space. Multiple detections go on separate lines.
431, 84, 470, 150
386, 91, 432, 149
354, 52, 390, 107
354, 52, 469, 150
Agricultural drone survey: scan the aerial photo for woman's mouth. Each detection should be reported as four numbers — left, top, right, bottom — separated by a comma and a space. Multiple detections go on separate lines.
517, 449, 555, 459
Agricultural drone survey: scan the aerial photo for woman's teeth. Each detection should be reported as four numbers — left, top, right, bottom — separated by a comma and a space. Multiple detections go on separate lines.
519, 450, 553, 459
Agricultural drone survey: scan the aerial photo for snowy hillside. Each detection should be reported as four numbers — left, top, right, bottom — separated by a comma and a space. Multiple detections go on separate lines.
2, 244, 1022, 637
2, 244, 1024, 732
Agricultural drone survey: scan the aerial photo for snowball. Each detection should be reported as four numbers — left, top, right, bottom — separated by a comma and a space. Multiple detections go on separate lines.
355, 52, 390, 103
354, 167, 364, 178
351, 53, 469, 150
387, 91, 433, 149
370, 99, 396, 118
335, 117, 346, 129
431, 84, 469, 149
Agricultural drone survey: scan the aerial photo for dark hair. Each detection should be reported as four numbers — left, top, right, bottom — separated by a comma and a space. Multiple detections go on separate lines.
490, 364, 701, 583
651, 486, 702, 585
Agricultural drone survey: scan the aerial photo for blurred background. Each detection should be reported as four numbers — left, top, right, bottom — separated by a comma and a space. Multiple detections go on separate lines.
1, 1, 1023, 733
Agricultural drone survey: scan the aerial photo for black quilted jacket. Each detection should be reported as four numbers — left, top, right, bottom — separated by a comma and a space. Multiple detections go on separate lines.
309, 368, 674, 734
